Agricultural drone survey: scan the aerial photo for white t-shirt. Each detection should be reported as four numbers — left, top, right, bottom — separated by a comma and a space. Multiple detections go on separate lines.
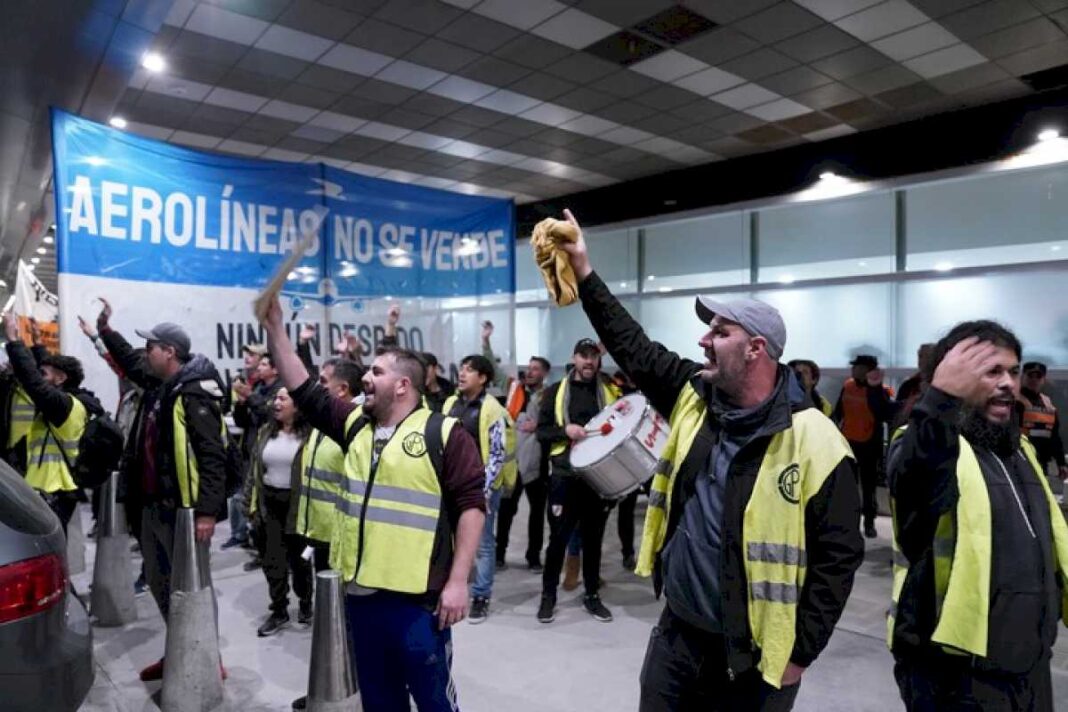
261, 430, 303, 489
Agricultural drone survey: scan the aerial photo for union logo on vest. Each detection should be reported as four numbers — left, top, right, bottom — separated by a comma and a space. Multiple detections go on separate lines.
402, 432, 427, 458
777, 464, 801, 504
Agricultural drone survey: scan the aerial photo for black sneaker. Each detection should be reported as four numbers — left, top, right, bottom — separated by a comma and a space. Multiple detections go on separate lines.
298, 601, 313, 625
864, 521, 878, 539
536, 595, 555, 624
622, 553, 637, 570
583, 594, 613, 622
495, 557, 509, 571
291, 696, 307, 711
243, 558, 262, 572
220, 537, 244, 550
469, 596, 489, 624
527, 558, 543, 573
257, 612, 290, 637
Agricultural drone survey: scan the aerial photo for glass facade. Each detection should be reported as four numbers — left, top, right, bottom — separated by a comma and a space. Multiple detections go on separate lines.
499, 160, 1068, 378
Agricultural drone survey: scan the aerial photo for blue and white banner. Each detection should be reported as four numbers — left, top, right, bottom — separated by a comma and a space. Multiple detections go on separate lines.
51, 110, 516, 409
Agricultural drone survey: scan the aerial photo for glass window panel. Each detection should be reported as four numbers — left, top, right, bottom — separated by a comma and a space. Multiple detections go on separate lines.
906, 165, 1068, 271
515, 238, 545, 303
755, 283, 893, 368
643, 212, 750, 290
586, 228, 639, 294
758, 192, 896, 282
897, 268, 1068, 367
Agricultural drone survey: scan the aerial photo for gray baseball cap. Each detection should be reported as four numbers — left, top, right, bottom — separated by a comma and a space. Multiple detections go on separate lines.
694, 296, 786, 361
136, 322, 191, 359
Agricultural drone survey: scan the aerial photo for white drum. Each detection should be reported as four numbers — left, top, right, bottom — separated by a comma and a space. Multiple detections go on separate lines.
569, 394, 670, 500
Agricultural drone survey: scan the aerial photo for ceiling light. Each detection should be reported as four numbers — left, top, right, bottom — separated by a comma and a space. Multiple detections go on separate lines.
647, 275, 656, 281
819, 171, 838, 181
0, 280, 7, 288
1039, 128, 1060, 142
934, 262, 954, 272
778, 275, 795, 285
1052, 245, 1062, 252
29, 257, 39, 265
86, 156, 106, 167
35, 247, 46, 255
142, 52, 166, 73
43, 236, 53, 244
858, 261, 868, 266
109, 116, 127, 129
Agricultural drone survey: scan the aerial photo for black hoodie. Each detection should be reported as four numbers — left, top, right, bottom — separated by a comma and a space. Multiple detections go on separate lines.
100, 328, 228, 519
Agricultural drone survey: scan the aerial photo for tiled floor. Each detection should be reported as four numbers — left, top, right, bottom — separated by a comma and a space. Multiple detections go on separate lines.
75, 497, 1068, 711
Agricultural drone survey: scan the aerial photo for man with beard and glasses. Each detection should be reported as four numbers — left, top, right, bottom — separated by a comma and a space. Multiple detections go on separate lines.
548, 209, 863, 710
259, 296, 485, 712
887, 321, 1068, 711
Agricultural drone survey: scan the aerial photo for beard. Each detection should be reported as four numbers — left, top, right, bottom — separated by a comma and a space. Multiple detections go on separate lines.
960, 406, 1019, 457
366, 388, 394, 422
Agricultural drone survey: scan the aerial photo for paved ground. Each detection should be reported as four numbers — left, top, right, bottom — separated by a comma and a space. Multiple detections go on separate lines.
74, 496, 1068, 711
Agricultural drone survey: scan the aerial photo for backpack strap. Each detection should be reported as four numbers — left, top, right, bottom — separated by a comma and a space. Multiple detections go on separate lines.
425, 411, 446, 478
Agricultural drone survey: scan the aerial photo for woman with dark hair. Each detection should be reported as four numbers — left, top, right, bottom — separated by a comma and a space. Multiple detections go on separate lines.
249, 387, 314, 637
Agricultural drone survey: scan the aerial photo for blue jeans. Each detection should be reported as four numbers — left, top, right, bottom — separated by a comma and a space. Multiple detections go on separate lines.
228, 493, 248, 543
346, 592, 458, 712
471, 488, 500, 599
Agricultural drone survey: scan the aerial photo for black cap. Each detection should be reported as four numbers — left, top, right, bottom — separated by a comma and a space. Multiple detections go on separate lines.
573, 338, 600, 356
850, 354, 878, 369
1023, 361, 1047, 376
135, 322, 191, 359
421, 352, 439, 368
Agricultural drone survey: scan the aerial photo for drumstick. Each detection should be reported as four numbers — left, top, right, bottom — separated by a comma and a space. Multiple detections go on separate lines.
585, 422, 614, 436
253, 206, 328, 322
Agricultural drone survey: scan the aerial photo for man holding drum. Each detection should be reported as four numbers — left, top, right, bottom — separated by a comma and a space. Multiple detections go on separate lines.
550, 209, 864, 710
536, 338, 622, 624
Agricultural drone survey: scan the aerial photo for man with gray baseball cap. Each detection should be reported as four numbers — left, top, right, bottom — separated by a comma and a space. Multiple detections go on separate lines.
135, 322, 192, 361
550, 210, 862, 711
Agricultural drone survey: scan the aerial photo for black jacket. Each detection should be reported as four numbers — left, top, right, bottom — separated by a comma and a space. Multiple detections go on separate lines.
577, 271, 863, 671
888, 387, 1062, 669
101, 327, 228, 519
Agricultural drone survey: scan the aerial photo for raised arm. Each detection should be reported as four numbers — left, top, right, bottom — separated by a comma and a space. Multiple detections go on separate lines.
260, 296, 354, 445
555, 210, 699, 418
95, 298, 158, 390
4, 314, 72, 427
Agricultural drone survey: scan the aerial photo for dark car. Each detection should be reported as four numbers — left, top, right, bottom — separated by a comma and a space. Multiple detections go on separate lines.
0, 459, 93, 711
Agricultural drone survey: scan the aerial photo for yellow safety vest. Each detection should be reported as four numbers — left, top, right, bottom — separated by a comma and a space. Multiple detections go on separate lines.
25, 397, 88, 493
550, 376, 620, 457
330, 407, 457, 592
887, 433, 1068, 656
8, 384, 34, 450
442, 393, 517, 491
296, 427, 346, 543
636, 382, 851, 688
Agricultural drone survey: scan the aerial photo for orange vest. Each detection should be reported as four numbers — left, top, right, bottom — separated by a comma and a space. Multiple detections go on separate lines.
1020, 393, 1056, 440
840, 380, 876, 443
505, 380, 528, 421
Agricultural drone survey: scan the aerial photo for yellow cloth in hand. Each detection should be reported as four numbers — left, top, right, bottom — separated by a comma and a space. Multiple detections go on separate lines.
531, 218, 580, 307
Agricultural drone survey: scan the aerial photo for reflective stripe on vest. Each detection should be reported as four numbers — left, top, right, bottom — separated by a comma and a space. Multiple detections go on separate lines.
442, 394, 517, 491
636, 382, 851, 689
887, 433, 1068, 656
25, 397, 87, 494
1020, 394, 1056, 440
840, 380, 875, 442
550, 377, 619, 457
329, 408, 457, 593
296, 428, 346, 542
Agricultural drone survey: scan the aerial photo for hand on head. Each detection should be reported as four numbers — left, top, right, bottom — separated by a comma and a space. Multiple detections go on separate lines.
931, 337, 1002, 405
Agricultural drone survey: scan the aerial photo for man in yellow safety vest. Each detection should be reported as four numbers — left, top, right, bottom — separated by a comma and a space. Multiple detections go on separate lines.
551, 209, 863, 710
261, 296, 485, 712
887, 321, 1068, 710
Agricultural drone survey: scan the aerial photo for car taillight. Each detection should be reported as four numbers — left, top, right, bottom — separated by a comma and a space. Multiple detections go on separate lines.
0, 554, 66, 624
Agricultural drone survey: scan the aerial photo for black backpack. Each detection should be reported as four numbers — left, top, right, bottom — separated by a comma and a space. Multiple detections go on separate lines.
48, 411, 125, 489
